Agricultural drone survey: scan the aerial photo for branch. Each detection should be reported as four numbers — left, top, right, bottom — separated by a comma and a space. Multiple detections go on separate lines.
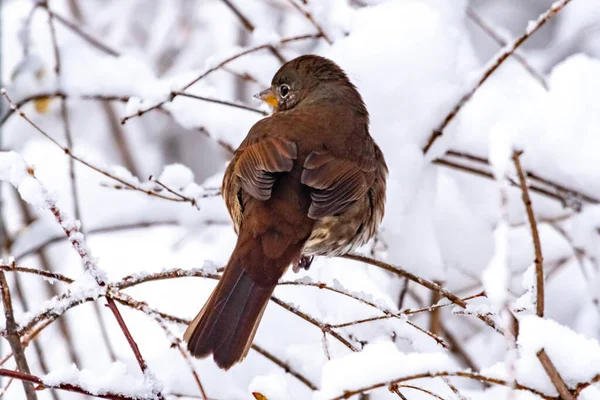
251, 344, 318, 391
284, 0, 333, 44
219, 0, 287, 63
536, 349, 574, 400
173, 91, 267, 115
1, 90, 202, 206
0, 271, 37, 400
0, 368, 146, 400
120, 34, 321, 124
422, 0, 574, 154
513, 151, 544, 317
0, 262, 74, 284
114, 294, 319, 392
436, 150, 598, 209
466, 7, 548, 90
340, 253, 504, 334
14, 220, 178, 260
41, 5, 120, 57
270, 295, 359, 352
329, 370, 553, 400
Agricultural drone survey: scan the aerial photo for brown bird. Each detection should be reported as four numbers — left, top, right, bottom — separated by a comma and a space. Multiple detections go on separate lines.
184, 54, 387, 369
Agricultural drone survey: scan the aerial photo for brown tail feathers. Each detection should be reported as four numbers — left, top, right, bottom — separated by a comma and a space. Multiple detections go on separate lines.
184, 230, 301, 369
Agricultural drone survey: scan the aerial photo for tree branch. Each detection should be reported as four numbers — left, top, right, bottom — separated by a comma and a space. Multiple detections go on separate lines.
0, 271, 37, 400
513, 151, 544, 317
423, 0, 574, 154
536, 349, 574, 400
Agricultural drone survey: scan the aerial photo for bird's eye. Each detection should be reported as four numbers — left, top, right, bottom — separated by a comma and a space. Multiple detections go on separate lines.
279, 84, 290, 98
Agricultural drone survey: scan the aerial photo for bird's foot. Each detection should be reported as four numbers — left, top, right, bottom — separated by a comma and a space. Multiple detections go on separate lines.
292, 255, 314, 273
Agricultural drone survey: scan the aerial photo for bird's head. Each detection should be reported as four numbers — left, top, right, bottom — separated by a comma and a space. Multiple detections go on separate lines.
255, 54, 367, 120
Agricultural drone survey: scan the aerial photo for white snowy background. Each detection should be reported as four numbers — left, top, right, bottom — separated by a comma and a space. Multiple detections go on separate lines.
1, 0, 600, 399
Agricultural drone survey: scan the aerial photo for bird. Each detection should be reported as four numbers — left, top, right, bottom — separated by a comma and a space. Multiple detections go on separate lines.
184, 54, 387, 370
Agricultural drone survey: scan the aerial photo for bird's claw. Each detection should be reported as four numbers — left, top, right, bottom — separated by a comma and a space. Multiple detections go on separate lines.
292, 255, 314, 273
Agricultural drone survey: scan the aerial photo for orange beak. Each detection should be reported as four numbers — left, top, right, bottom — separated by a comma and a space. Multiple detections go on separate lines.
254, 88, 278, 108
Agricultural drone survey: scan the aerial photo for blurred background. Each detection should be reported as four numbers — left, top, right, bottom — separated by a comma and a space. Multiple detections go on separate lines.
1, 0, 600, 399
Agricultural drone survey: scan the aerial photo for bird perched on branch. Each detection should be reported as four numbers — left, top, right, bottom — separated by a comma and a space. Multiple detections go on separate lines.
184, 54, 387, 369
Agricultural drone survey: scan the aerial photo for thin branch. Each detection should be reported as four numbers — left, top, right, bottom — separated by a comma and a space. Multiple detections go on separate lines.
0, 368, 146, 400
14, 220, 178, 260
120, 34, 321, 124
218, 0, 286, 63
466, 7, 548, 90
0, 262, 74, 284
13, 196, 84, 371
329, 370, 553, 400
1, 90, 200, 206
341, 253, 504, 334
47, 0, 84, 231
1, 92, 129, 127
398, 385, 445, 400
102, 102, 140, 176
513, 151, 544, 317
113, 294, 319, 392
41, 5, 120, 57
173, 91, 268, 115
270, 295, 359, 352
435, 152, 597, 209
423, 0, 574, 154
103, 298, 149, 373
152, 318, 208, 400
0, 271, 37, 400
536, 349, 574, 400
284, 0, 333, 44
251, 344, 318, 391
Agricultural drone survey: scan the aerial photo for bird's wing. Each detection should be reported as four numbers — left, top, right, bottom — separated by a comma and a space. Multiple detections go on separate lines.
301, 150, 375, 219
222, 137, 297, 233
234, 137, 298, 200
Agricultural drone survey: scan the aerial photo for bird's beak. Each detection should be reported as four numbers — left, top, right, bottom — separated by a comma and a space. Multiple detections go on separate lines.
254, 88, 278, 108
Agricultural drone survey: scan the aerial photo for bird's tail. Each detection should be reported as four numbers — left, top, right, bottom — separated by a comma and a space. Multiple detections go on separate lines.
184, 229, 299, 369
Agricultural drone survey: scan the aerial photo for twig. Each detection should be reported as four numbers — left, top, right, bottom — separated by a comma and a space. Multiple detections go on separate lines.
0, 271, 37, 400
0, 368, 146, 400
341, 253, 503, 334
0, 262, 74, 284
250, 344, 319, 391
114, 294, 319, 392
270, 296, 359, 351
151, 317, 208, 400
14, 197, 84, 370
435, 152, 597, 209
47, 0, 84, 232
218, 0, 286, 63
41, 5, 120, 57
536, 349, 574, 400
0, 92, 128, 126
173, 91, 268, 115
19, 3, 39, 57
398, 385, 445, 400
102, 102, 140, 176
466, 7, 548, 90
440, 324, 478, 372
120, 34, 321, 124
1, 90, 200, 206
284, 0, 333, 44
422, 0, 574, 154
329, 370, 552, 400
513, 151, 544, 317
103, 298, 148, 373
14, 220, 178, 260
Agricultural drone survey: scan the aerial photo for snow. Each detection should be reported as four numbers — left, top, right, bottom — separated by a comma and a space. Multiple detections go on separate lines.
316, 341, 456, 400
2, 0, 600, 399
43, 362, 160, 398
0, 151, 55, 208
